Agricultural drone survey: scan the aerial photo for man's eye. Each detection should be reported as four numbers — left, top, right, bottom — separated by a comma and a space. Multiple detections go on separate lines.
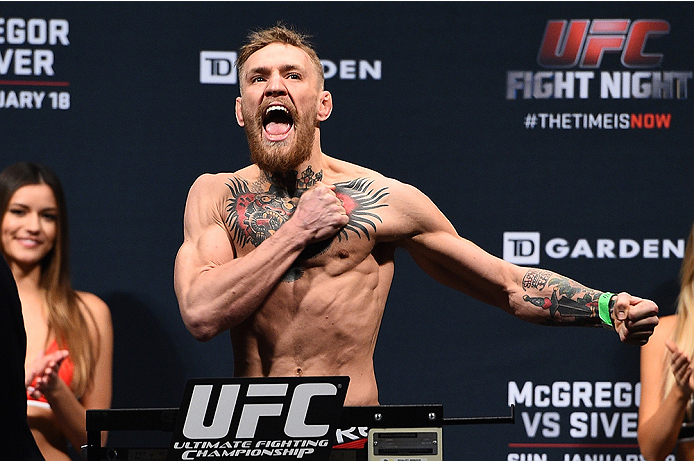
251, 76, 265, 83
287, 73, 301, 80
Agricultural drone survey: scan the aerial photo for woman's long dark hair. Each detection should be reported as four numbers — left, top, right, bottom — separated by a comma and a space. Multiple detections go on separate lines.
0, 162, 97, 398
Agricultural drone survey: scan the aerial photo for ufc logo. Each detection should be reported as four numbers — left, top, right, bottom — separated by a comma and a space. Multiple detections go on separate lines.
538, 19, 670, 69
182, 382, 337, 439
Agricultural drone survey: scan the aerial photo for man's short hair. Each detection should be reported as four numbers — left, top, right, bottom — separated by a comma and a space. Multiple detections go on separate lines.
236, 23, 325, 89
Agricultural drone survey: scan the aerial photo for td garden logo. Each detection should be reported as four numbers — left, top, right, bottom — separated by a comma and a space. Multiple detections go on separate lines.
199, 51, 382, 85
503, 232, 684, 265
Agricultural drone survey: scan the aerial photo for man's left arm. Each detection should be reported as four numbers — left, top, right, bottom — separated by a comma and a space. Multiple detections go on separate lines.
507, 268, 658, 345
396, 183, 658, 344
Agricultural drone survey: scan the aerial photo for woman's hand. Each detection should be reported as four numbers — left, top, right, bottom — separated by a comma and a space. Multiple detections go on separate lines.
25, 349, 69, 399
666, 339, 694, 397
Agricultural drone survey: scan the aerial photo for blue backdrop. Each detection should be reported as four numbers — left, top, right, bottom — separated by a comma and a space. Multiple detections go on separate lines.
2, 2, 692, 459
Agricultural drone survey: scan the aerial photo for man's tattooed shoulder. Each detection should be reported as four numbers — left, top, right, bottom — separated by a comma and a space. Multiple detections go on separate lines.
333, 178, 389, 242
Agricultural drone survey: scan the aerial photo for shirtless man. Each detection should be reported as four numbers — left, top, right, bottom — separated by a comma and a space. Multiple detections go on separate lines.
174, 24, 659, 406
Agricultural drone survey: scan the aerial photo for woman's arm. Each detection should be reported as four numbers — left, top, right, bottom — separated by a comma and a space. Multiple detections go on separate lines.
39, 292, 113, 450
638, 316, 692, 461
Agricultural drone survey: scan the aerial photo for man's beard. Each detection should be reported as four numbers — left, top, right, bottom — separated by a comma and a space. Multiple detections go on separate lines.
243, 104, 317, 173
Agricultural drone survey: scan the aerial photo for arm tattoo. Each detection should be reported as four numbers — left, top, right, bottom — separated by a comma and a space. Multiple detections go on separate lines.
522, 269, 600, 323
522, 269, 551, 291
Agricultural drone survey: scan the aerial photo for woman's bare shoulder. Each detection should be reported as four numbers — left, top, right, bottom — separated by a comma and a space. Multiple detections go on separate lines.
642, 314, 676, 355
76, 291, 112, 327
655, 314, 677, 337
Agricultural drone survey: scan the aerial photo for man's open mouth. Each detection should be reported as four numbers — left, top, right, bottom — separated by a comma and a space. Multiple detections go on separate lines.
263, 104, 294, 141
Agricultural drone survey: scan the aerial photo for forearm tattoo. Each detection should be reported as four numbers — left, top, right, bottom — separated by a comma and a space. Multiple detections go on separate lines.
224, 169, 388, 281
522, 269, 601, 324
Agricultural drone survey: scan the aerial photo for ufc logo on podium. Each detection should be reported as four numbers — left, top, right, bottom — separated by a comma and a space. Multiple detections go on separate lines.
538, 19, 670, 68
168, 377, 349, 461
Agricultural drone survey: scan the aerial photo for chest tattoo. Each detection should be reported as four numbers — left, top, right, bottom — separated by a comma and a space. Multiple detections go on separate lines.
225, 178, 296, 247
333, 178, 388, 241
225, 177, 389, 249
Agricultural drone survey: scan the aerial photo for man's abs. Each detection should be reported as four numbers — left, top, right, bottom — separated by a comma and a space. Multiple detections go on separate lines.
229, 272, 389, 405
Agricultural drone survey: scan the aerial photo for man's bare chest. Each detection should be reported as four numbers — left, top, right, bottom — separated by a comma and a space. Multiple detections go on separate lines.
225, 177, 388, 245
223, 176, 390, 279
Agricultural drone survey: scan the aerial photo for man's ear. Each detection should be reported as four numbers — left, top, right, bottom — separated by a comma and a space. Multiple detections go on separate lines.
317, 91, 333, 122
235, 96, 245, 127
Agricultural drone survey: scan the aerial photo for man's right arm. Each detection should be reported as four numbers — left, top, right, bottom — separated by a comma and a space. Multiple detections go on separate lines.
173, 175, 348, 341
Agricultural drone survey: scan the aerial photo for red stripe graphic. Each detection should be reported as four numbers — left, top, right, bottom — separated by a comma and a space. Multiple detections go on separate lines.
333, 438, 368, 449
0, 80, 70, 87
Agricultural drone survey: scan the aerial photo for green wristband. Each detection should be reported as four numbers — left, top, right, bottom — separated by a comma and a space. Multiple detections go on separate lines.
599, 292, 615, 327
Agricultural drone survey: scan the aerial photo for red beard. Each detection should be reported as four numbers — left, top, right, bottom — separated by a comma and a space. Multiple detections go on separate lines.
242, 100, 317, 173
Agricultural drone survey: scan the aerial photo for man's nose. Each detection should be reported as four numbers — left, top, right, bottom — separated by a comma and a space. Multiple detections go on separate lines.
264, 73, 287, 97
